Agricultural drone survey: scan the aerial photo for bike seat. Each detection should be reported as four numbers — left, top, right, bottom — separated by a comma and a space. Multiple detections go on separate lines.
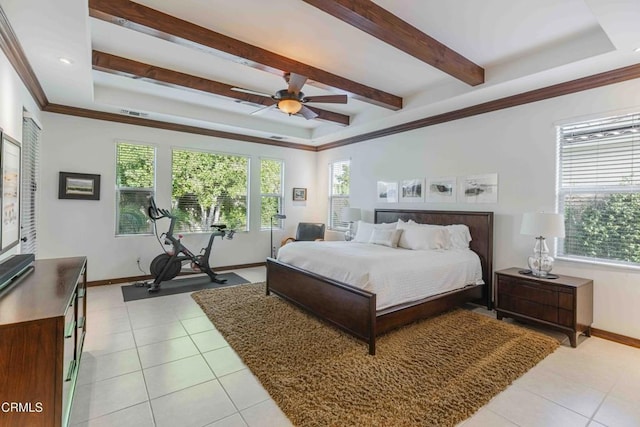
212, 224, 227, 230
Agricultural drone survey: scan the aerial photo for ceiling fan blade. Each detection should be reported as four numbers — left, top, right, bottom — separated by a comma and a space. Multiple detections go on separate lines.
297, 105, 318, 120
302, 94, 348, 104
250, 104, 276, 115
286, 73, 307, 94
231, 87, 273, 98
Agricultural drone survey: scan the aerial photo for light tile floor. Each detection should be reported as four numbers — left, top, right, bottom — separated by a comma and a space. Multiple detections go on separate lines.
70, 267, 640, 427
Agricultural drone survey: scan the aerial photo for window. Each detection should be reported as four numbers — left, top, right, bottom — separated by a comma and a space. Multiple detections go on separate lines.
260, 158, 284, 229
329, 159, 350, 230
557, 112, 640, 267
172, 149, 249, 232
21, 111, 40, 254
116, 142, 155, 235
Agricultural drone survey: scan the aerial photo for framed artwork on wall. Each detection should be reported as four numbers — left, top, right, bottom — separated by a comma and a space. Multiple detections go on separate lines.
426, 176, 457, 202
293, 187, 307, 201
376, 181, 398, 203
1, 132, 21, 252
58, 172, 101, 200
459, 173, 498, 203
400, 178, 425, 203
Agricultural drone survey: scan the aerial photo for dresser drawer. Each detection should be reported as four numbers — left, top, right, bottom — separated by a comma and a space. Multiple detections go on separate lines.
497, 277, 559, 307
498, 294, 558, 323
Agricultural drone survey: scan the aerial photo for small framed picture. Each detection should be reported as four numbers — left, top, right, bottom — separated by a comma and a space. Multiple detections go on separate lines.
376, 181, 398, 203
59, 172, 101, 200
400, 178, 425, 203
293, 187, 307, 201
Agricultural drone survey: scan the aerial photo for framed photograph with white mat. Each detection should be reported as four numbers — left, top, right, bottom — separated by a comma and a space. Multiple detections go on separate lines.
459, 173, 498, 203
377, 181, 398, 203
426, 177, 456, 202
400, 178, 424, 203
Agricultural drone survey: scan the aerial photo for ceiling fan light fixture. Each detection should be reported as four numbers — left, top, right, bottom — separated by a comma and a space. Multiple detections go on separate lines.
278, 99, 302, 115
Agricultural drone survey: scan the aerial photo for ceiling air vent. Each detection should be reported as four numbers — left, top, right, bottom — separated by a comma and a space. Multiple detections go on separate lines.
233, 99, 263, 107
120, 109, 148, 118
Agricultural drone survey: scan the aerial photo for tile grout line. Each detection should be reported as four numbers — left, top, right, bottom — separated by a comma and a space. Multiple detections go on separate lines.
126, 296, 158, 427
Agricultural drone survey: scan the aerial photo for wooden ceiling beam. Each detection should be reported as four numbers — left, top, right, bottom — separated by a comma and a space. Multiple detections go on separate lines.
88, 0, 402, 110
301, 0, 484, 86
91, 51, 350, 126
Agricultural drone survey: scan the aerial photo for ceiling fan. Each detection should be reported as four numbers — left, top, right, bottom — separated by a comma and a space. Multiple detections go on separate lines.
232, 73, 347, 120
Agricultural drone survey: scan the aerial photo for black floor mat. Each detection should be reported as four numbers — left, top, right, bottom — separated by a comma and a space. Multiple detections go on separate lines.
121, 272, 249, 302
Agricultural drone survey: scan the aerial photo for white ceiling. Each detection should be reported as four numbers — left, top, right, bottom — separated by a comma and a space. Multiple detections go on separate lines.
2, 0, 640, 147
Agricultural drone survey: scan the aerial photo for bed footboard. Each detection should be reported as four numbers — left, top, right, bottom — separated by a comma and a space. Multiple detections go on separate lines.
266, 258, 378, 354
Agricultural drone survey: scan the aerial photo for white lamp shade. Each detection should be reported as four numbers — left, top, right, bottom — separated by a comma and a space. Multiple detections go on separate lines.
520, 212, 566, 238
342, 207, 362, 222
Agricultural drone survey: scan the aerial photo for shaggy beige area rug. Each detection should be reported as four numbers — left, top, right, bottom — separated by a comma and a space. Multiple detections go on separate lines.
192, 283, 559, 427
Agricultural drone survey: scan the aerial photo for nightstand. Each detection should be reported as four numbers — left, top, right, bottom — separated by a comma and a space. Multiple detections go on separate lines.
494, 268, 593, 347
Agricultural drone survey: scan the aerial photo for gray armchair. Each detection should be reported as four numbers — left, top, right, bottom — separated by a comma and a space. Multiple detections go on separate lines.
281, 222, 325, 246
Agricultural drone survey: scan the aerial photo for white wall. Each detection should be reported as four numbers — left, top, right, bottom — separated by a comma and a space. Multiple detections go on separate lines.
0, 47, 42, 261
39, 113, 318, 281
316, 78, 640, 340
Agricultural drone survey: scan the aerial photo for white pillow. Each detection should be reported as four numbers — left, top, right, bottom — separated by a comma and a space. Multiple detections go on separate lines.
368, 228, 402, 248
397, 220, 450, 250
353, 221, 397, 243
446, 224, 472, 249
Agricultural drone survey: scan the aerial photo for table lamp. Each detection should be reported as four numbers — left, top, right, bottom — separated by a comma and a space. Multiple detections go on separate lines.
520, 212, 565, 277
342, 208, 361, 241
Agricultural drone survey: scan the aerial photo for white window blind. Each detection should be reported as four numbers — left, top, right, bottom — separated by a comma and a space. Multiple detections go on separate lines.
558, 112, 640, 266
116, 142, 155, 235
171, 149, 249, 232
260, 158, 284, 229
20, 112, 40, 255
329, 159, 350, 230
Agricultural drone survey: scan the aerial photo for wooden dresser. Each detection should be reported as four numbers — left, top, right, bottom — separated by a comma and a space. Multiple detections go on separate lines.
495, 267, 593, 347
0, 257, 87, 427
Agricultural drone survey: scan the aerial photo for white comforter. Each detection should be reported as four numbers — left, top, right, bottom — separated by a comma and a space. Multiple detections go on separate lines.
276, 241, 483, 310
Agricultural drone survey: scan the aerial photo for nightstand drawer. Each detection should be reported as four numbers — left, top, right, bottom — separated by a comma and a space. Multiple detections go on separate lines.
558, 309, 574, 327
558, 292, 574, 310
498, 294, 558, 323
498, 278, 558, 307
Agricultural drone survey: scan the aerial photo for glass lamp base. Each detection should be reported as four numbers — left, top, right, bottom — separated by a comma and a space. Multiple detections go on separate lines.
528, 254, 554, 277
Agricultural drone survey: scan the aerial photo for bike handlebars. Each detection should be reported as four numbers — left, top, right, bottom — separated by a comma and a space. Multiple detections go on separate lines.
148, 197, 172, 220
148, 197, 233, 239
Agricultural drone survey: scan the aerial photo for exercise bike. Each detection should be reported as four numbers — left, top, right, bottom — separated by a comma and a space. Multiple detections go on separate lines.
143, 197, 235, 292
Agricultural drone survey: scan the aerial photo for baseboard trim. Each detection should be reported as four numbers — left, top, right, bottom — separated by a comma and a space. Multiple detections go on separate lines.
87, 262, 266, 287
591, 328, 640, 349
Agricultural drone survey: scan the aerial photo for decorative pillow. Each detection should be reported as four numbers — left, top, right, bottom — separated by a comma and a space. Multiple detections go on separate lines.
368, 228, 402, 248
353, 221, 397, 242
397, 220, 450, 250
446, 224, 472, 249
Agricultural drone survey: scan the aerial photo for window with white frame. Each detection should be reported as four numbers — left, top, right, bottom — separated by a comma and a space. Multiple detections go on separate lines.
329, 159, 350, 230
171, 148, 249, 232
260, 158, 284, 229
557, 112, 640, 267
115, 142, 155, 235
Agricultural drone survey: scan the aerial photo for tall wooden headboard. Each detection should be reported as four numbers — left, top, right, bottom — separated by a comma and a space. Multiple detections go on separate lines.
374, 209, 494, 309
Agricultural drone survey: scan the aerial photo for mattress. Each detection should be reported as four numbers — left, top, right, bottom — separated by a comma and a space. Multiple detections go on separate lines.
276, 241, 483, 310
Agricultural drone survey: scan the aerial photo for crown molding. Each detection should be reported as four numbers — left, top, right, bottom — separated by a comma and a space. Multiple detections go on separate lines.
0, 6, 48, 109
43, 104, 317, 151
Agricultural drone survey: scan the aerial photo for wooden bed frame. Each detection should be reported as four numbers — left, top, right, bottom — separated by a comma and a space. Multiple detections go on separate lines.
266, 209, 494, 355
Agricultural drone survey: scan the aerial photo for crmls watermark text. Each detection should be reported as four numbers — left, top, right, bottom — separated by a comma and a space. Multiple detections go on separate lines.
1, 402, 44, 413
